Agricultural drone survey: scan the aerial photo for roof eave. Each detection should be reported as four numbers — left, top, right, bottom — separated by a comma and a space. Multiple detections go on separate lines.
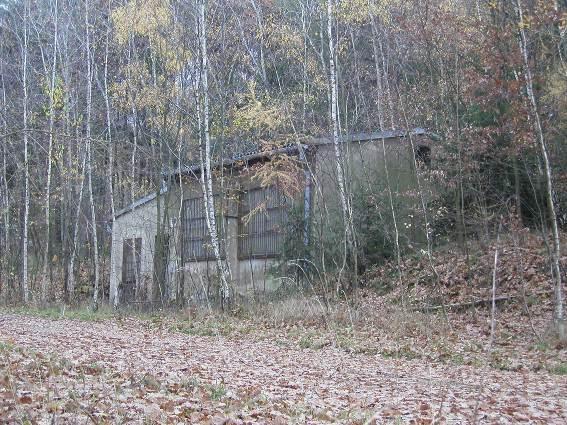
167, 143, 310, 179
115, 187, 168, 220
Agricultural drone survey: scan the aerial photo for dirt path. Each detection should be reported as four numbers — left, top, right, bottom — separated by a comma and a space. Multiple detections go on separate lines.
1, 314, 566, 424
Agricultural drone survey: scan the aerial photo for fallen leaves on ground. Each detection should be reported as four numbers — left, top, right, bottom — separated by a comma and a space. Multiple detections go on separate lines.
1, 311, 566, 424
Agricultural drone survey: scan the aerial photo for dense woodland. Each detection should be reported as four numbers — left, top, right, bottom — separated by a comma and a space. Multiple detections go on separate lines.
0, 0, 565, 324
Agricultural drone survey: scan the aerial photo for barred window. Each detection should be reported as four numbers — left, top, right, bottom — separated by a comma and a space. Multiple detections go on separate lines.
182, 197, 225, 261
238, 186, 288, 259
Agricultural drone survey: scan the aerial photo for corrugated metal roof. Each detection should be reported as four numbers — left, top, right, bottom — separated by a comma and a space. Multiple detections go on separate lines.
118, 128, 434, 219
309, 128, 428, 145
169, 128, 431, 177
169, 142, 307, 178
115, 187, 168, 219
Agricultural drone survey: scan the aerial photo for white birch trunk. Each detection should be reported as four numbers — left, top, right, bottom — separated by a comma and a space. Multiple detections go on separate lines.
369, 12, 402, 286
61, 23, 76, 301
41, 0, 59, 303
127, 39, 138, 204
22, 0, 30, 304
131, 103, 138, 203
327, 0, 352, 280
198, 0, 231, 305
67, 134, 87, 300
104, 0, 115, 223
301, 2, 308, 132
379, 40, 396, 130
1, 62, 9, 255
85, 0, 100, 310
249, 0, 267, 85
1, 135, 8, 257
488, 220, 502, 350
516, 0, 563, 332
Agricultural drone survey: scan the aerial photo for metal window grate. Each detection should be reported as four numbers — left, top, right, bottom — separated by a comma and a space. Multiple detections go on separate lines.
238, 186, 288, 259
182, 197, 225, 261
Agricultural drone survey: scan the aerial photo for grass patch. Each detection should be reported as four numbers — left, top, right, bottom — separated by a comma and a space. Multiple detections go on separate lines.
489, 352, 519, 371
141, 374, 161, 391
381, 345, 421, 360
534, 341, 550, 352
298, 331, 330, 350
208, 383, 227, 401
180, 377, 200, 390
548, 363, 567, 375
176, 319, 234, 337
0, 341, 14, 352
2, 305, 116, 322
336, 407, 375, 424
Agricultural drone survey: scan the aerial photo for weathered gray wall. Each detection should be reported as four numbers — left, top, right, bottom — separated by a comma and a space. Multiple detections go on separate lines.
311, 135, 433, 250
110, 199, 158, 306
173, 174, 281, 303
110, 136, 434, 305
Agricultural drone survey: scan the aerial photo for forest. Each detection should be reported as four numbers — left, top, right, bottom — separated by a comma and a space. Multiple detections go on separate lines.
0, 0, 566, 423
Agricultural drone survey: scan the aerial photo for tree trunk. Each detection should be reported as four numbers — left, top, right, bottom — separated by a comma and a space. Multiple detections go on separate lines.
488, 220, 502, 350
22, 0, 30, 304
369, 12, 402, 290
516, 0, 564, 337
41, 0, 59, 304
85, 0, 100, 310
1, 60, 9, 265
301, 1, 308, 132
67, 142, 87, 302
327, 0, 354, 288
103, 0, 115, 224
198, 0, 231, 307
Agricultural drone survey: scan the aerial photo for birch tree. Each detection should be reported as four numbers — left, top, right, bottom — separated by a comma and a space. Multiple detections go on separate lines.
516, 0, 564, 338
197, 0, 231, 307
1, 54, 9, 270
327, 0, 355, 287
101, 0, 115, 224
84, 0, 100, 310
21, 0, 30, 304
368, 8, 403, 289
40, 0, 58, 303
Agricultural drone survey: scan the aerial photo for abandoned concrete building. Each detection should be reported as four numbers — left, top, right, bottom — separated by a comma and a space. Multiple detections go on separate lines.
109, 129, 435, 306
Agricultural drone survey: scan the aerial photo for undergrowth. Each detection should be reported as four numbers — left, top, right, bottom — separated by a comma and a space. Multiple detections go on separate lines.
2, 305, 117, 321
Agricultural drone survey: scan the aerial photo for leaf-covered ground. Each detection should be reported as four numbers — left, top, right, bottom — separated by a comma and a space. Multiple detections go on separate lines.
1, 312, 566, 424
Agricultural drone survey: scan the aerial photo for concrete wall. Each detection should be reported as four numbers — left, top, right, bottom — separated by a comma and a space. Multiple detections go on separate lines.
110, 135, 434, 305
173, 173, 282, 303
110, 188, 180, 306
107, 173, 278, 307
110, 198, 158, 306
180, 257, 279, 301
311, 135, 433, 250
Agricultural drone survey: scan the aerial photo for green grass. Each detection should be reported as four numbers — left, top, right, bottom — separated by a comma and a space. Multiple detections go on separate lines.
2, 304, 258, 343
298, 331, 330, 349
489, 352, 518, 371
380, 346, 421, 360
208, 383, 227, 401
176, 319, 231, 337
549, 363, 567, 376
179, 377, 200, 391
2, 305, 117, 322
173, 316, 255, 338
0, 341, 14, 352
141, 374, 161, 391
